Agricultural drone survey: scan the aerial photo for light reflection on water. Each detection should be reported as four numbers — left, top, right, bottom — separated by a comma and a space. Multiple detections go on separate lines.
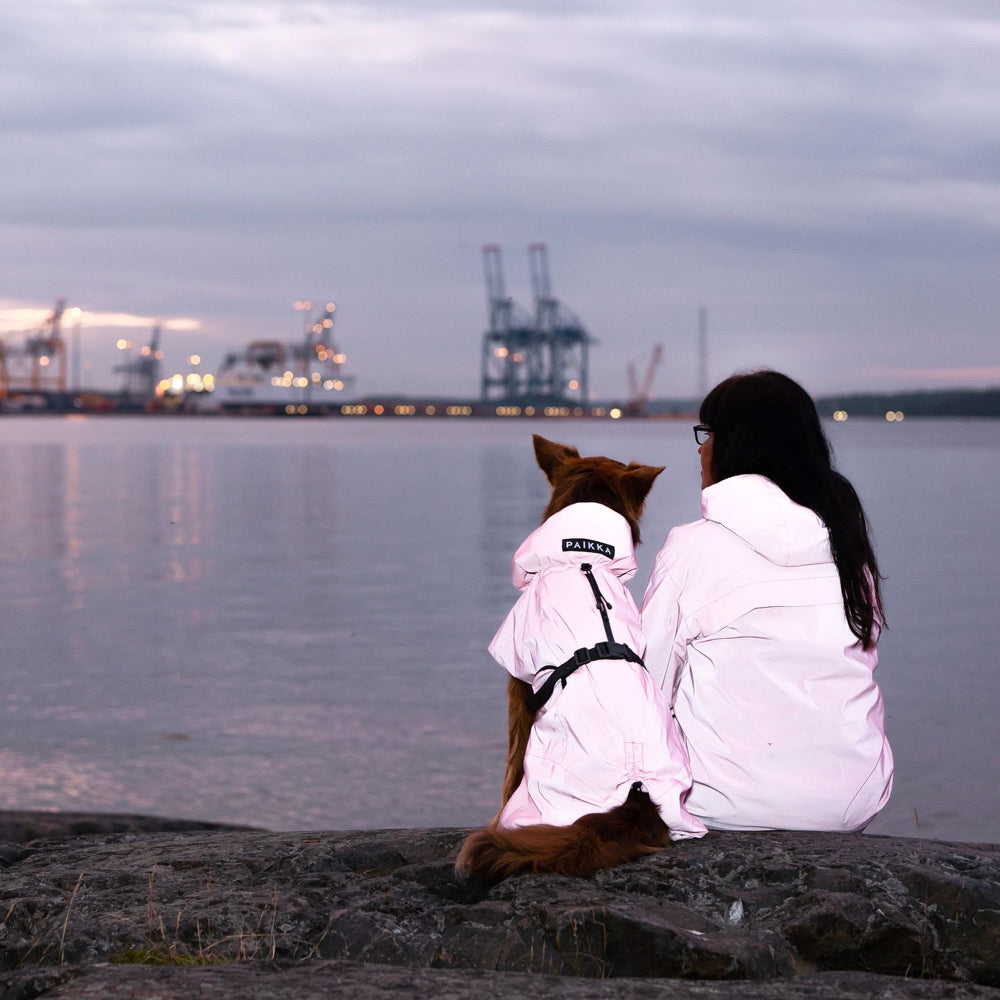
0, 415, 997, 843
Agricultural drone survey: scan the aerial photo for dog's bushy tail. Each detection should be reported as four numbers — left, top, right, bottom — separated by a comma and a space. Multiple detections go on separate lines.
456, 785, 669, 884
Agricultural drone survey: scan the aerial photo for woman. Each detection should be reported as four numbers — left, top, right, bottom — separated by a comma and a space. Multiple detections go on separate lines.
641, 370, 893, 832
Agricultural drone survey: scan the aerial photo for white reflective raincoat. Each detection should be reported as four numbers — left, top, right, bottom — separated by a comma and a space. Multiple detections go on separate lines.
490, 503, 707, 841
641, 474, 893, 833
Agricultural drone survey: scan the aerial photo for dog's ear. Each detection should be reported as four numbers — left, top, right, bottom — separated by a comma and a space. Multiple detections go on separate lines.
533, 435, 580, 484
622, 463, 666, 507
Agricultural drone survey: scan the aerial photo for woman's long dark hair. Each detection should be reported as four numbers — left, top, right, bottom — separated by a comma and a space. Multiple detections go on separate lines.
700, 370, 884, 649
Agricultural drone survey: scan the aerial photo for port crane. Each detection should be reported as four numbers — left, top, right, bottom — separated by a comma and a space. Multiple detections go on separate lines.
480, 245, 544, 401
480, 244, 591, 405
114, 325, 163, 403
528, 242, 590, 402
0, 298, 68, 402
625, 343, 662, 417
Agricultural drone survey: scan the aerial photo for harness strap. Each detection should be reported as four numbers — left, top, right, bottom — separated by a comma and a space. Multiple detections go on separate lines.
526, 640, 644, 713
524, 563, 644, 713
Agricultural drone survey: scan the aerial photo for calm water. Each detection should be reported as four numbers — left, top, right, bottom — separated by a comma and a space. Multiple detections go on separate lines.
0, 414, 997, 844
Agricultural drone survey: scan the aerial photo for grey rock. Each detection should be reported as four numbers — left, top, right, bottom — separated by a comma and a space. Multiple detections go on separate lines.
0, 811, 253, 847
4, 963, 1000, 1000
0, 821, 998, 998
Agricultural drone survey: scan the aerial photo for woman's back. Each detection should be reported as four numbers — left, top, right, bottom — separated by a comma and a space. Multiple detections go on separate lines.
642, 474, 893, 832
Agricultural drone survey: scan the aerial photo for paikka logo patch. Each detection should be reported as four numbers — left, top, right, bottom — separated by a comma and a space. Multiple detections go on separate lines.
562, 537, 615, 559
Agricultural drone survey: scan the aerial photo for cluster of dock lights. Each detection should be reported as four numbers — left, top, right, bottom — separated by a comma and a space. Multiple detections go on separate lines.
269, 370, 347, 391
335, 404, 624, 418
316, 347, 346, 365
831, 410, 905, 423
494, 347, 525, 363
341, 404, 473, 416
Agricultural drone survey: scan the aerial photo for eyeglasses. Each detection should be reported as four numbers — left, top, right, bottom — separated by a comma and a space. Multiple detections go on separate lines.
693, 424, 712, 445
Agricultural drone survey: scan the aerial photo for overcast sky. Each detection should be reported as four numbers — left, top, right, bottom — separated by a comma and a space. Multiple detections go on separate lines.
2, 0, 999, 399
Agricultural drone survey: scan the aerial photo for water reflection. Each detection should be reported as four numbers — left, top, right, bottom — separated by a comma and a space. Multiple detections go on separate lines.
0, 418, 997, 842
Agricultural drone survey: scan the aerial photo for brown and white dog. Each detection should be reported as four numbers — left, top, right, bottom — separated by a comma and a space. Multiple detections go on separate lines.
456, 435, 704, 884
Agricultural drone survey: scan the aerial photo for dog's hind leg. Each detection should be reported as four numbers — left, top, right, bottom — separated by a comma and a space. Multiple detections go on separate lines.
499, 676, 535, 807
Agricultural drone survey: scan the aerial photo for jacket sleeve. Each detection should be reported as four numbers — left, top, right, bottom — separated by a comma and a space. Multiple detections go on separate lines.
640, 534, 697, 701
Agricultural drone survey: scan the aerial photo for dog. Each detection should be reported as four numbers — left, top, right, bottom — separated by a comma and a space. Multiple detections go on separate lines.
456, 434, 705, 884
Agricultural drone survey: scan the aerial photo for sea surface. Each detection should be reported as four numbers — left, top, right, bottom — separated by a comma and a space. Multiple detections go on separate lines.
0, 414, 997, 844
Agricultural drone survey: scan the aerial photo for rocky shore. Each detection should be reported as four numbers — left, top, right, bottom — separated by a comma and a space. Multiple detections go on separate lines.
1, 811, 998, 999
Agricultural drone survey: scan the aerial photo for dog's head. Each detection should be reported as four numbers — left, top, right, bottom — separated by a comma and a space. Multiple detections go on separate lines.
532, 434, 664, 545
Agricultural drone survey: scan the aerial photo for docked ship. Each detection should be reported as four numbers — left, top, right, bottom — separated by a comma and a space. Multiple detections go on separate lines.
203, 302, 357, 414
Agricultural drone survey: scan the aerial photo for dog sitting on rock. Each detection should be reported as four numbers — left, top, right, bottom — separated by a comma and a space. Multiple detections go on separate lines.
457, 435, 705, 884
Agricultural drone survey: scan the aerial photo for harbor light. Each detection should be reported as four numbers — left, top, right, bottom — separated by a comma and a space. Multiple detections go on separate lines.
833, 410, 848, 422
885, 410, 905, 422
609, 408, 622, 420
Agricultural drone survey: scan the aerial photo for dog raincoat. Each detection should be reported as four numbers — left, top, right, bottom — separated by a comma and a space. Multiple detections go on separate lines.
490, 502, 707, 841
642, 474, 894, 832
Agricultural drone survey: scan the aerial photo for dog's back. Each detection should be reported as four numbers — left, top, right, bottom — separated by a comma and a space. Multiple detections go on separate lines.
457, 436, 702, 885
497, 434, 663, 803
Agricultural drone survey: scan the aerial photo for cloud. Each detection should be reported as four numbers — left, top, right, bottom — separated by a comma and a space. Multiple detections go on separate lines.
0, 301, 198, 335
1, 1, 999, 395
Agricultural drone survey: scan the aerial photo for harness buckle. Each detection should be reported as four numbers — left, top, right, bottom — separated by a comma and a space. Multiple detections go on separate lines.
594, 641, 611, 659
572, 647, 592, 666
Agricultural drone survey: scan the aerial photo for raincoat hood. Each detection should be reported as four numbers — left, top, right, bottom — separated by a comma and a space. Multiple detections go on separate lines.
701, 474, 831, 567
511, 503, 638, 589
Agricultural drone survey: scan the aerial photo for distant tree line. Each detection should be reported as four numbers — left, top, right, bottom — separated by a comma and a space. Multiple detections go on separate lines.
815, 388, 1000, 418
645, 388, 1000, 418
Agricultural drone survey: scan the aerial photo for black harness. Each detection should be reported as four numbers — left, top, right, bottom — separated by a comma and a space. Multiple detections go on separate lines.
525, 562, 645, 713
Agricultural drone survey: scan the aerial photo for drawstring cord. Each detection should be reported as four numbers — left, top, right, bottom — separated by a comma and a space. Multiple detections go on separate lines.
580, 562, 615, 643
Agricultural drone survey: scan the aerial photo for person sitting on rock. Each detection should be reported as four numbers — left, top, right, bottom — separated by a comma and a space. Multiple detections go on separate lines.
641, 370, 893, 832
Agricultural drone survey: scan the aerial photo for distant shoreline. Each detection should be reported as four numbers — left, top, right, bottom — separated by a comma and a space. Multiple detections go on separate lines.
3, 386, 999, 419
648, 386, 1000, 419
816, 386, 1000, 419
